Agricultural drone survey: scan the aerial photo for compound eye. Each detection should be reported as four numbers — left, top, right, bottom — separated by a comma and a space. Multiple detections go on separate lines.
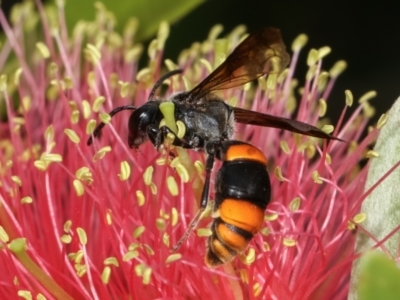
128, 108, 150, 148
127, 102, 162, 149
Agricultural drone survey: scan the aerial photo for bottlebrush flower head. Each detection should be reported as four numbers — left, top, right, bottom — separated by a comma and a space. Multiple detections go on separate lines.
0, 2, 397, 300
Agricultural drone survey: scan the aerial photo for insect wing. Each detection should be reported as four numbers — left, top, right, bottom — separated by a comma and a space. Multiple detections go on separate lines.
233, 107, 343, 141
187, 28, 290, 101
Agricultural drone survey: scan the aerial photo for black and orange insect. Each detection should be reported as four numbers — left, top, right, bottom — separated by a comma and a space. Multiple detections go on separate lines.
88, 28, 339, 266
202, 140, 270, 266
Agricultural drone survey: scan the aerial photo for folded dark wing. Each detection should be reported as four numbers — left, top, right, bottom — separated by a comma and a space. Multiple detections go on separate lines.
233, 107, 343, 141
186, 28, 290, 102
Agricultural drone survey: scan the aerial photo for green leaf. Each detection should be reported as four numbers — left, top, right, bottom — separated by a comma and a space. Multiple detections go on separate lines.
64, 0, 204, 41
349, 96, 400, 299
358, 97, 400, 255
358, 252, 400, 300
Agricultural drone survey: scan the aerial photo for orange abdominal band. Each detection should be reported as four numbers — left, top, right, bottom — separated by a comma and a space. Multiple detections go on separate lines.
219, 199, 265, 235
225, 143, 268, 165
216, 222, 248, 252
209, 239, 235, 263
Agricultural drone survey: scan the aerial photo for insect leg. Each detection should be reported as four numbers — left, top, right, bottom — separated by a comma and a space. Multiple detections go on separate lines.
171, 152, 215, 252
158, 125, 194, 149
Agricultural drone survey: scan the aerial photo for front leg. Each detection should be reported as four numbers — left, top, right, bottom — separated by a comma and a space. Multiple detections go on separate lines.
147, 125, 194, 149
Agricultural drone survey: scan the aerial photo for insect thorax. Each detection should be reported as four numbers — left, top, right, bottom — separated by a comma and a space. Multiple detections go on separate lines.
171, 97, 235, 150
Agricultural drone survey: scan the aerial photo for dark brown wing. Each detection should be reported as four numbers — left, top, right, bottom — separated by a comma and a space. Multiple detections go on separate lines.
233, 107, 343, 141
186, 28, 290, 102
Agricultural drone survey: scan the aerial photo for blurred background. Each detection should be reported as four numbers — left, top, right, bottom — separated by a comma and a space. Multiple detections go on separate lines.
2, 0, 399, 123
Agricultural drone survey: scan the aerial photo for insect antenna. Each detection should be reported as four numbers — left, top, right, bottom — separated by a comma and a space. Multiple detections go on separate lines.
87, 105, 137, 145
87, 70, 182, 146
147, 69, 183, 101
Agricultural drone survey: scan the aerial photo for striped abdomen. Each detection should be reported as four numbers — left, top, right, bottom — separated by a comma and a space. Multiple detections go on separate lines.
205, 141, 271, 267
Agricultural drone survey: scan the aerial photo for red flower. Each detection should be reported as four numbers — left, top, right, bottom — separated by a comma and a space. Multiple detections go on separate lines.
0, 2, 397, 299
